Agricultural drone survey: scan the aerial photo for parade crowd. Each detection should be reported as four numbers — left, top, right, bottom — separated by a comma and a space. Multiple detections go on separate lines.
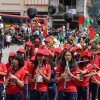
1, 23, 100, 100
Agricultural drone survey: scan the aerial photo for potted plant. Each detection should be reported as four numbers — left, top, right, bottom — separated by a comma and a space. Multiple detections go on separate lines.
58, 3, 64, 12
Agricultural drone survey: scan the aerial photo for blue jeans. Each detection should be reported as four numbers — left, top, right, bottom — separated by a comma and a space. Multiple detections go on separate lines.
97, 86, 100, 100
30, 90, 47, 100
0, 84, 4, 100
28, 85, 30, 100
0, 45, 2, 56
23, 84, 28, 100
48, 84, 56, 100
77, 86, 89, 100
89, 82, 98, 100
58, 91, 77, 100
6, 91, 22, 100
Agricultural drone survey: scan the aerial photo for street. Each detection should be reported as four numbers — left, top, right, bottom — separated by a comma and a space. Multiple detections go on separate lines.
2, 44, 24, 64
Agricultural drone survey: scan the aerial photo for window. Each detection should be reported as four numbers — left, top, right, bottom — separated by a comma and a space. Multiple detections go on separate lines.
38, 19, 43, 24
2, 16, 9, 23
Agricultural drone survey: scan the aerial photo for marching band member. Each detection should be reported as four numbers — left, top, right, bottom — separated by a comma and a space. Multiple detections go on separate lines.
25, 41, 34, 60
75, 46, 82, 62
53, 47, 62, 70
6, 52, 16, 70
55, 50, 80, 100
44, 49, 56, 100
77, 51, 93, 100
17, 48, 31, 100
62, 44, 71, 54
89, 46, 99, 100
33, 38, 41, 52
28, 49, 51, 100
91, 69, 100, 100
0, 52, 7, 100
5, 54, 27, 100
40, 37, 55, 58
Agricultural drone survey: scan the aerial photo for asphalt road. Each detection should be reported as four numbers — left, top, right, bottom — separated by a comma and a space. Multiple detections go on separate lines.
1, 41, 64, 64
2, 44, 24, 64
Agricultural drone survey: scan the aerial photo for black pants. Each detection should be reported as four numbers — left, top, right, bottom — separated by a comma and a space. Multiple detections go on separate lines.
6, 42, 10, 48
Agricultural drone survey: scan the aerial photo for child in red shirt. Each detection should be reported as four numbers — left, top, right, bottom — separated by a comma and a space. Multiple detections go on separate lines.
55, 50, 80, 100
77, 51, 93, 100
0, 52, 7, 100
6, 52, 16, 70
28, 49, 51, 100
17, 48, 31, 100
5, 54, 27, 100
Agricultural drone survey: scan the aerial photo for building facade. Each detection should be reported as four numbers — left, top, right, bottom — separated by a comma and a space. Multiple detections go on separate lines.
0, 0, 49, 17
0, 0, 89, 30
49, 0, 89, 30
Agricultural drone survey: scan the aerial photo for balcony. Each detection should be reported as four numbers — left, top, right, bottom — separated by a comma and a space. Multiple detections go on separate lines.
57, 5, 77, 15
24, 0, 49, 5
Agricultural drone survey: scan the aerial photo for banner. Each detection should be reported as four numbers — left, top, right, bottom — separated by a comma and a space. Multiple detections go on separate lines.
68, 9, 76, 14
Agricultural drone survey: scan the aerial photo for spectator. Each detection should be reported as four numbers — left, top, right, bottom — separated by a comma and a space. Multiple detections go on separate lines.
6, 32, 11, 48
0, 29, 3, 56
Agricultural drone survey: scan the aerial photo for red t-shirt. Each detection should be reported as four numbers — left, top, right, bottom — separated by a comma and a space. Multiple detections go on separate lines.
0, 63, 7, 84
6, 67, 27, 94
24, 60, 31, 84
76, 63, 93, 87
6, 62, 10, 71
24, 60, 31, 72
29, 64, 51, 91
33, 45, 41, 51
90, 56, 100, 82
56, 64, 80, 92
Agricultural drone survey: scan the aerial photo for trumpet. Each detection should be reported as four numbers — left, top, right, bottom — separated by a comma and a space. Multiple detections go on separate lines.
2, 62, 14, 99
34, 59, 40, 90
63, 60, 70, 90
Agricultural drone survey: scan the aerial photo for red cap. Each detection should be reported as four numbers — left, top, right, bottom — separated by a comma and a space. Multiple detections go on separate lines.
71, 48, 75, 53
44, 37, 51, 43
31, 56, 35, 61
44, 49, 50, 56
36, 49, 44, 55
55, 47, 62, 53
35, 39, 40, 42
99, 40, 100, 42
25, 41, 33, 46
82, 51, 91, 57
97, 51, 100, 54
76, 46, 82, 51
64, 44, 70, 49
9, 52, 16, 57
17, 48, 25, 53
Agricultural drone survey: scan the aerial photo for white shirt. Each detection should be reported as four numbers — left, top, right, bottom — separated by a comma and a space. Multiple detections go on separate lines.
6, 35, 11, 42
83, 31, 87, 37
0, 23, 3, 29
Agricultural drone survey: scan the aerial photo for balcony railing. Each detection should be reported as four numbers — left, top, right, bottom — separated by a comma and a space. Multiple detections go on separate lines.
58, 6, 76, 14
24, 0, 49, 5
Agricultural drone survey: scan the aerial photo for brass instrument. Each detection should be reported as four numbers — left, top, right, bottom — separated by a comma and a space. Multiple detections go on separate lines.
98, 46, 100, 51
50, 36, 57, 48
34, 60, 40, 90
63, 60, 70, 90
89, 38, 98, 46
79, 45, 87, 61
